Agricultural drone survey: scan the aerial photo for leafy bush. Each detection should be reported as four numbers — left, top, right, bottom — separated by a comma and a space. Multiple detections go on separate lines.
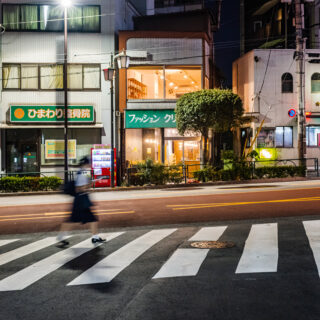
0, 176, 62, 193
128, 159, 180, 185
193, 164, 306, 182
166, 165, 184, 184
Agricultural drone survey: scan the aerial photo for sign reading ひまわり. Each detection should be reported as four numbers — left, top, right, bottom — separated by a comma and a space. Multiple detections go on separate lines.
10, 106, 94, 123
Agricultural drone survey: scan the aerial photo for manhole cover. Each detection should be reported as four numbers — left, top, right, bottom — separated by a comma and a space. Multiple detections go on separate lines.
190, 241, 235, 249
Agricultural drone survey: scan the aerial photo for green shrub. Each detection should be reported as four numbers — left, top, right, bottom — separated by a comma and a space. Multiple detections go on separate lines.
0, 176, 62, 193
254, 166, 305, 179
166, 165, 184, 183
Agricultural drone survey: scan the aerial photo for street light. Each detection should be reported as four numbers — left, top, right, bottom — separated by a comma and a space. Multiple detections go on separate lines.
60, 0, 71, 183
103, 51, 130, 188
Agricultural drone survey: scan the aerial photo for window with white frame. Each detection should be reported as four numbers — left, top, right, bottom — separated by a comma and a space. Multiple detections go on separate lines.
2, 63, 100, 91
257, 127, 293, 148
275, 127, 293, 147
307, 126, 320, 146
311, 73, 320, 93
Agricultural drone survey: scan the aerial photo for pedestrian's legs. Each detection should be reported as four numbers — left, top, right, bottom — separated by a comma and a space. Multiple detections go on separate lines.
89, 222, 106, 243
89, 221, 98, 236
56, 222, 73, 243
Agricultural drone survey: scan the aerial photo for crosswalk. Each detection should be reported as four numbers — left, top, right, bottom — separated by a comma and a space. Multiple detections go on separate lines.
0, 220, 319, 292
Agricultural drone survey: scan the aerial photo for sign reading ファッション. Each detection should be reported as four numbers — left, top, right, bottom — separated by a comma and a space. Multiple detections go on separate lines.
125, 110, 176, 128
10, 106, 94, 123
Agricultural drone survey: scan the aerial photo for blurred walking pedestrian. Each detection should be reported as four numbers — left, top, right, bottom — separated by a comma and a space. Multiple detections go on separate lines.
57, 156, 105, 247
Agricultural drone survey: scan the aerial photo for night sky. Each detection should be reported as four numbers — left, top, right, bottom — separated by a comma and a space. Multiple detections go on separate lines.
214, 0, 240, 88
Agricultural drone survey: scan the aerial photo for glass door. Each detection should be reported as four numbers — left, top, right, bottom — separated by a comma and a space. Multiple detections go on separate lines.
164, 140, 200, 165
6, 129, 40, 174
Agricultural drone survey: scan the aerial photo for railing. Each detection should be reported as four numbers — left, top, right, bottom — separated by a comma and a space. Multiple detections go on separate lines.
125, 158, 319, 186
0, 158, 318, 188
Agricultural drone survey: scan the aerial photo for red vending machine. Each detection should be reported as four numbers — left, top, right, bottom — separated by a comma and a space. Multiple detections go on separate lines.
91, 146, 117, 187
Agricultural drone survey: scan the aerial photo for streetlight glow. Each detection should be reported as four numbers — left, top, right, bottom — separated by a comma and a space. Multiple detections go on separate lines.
61, 0, 72, 8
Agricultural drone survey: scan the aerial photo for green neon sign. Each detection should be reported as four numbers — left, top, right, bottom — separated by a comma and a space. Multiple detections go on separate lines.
125, 110, 176, 128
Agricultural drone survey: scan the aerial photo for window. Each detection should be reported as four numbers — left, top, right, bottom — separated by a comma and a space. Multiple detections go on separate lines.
311, 73, 320, 93
40, 65, 63, 90
21, 65, 38, 89
257, 129, 274, 148
3, 63, 100, 91
2, 4, 100, 32
165, 67, 201, 99
307, 126, 320, 146
281, 73, 293, 93
276, 9, 282, 35
275, 127, 293, 147
258, 127, 292, 148
127, 66, 201, 100
127, 67, 164, 99
253, 21, 262, 33
2, 65, 20, 89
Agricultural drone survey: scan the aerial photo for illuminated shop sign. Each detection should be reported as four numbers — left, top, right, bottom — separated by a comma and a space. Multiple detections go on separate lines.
10, 106, 94, 123
125, 110, 176, 128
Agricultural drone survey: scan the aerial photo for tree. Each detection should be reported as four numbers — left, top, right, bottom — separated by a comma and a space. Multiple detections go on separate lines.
175, 89, 243, 164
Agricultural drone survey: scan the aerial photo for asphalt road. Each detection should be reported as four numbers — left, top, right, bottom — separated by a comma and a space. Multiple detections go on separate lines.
1, 180, 320, 234
0, 216, 319, 320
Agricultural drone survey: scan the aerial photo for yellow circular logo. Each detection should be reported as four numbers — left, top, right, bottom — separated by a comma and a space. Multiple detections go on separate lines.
14, 108, 25, 119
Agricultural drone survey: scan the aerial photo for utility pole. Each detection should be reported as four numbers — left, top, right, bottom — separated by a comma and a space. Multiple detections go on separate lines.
295, 0, 306, 167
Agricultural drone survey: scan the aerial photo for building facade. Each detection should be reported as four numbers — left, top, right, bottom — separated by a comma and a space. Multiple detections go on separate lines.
233, 48, 320, 162
240, 0, 316, 54
0, 0, 139, 176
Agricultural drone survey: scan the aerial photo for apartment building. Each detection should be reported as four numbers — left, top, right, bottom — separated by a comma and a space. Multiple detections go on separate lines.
0, 0, 139, 176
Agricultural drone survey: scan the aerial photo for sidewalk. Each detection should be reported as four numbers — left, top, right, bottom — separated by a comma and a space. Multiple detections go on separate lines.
0, 177, 320, 208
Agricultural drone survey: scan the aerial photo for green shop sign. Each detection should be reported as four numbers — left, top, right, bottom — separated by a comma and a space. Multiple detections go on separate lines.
10, 106, 94, 123
125, 110, 176, 128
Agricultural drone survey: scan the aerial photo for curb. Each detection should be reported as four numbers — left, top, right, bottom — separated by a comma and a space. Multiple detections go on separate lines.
0, 176, 318, 197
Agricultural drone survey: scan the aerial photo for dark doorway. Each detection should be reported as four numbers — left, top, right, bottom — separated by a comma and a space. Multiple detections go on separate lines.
6, 129, 40, 174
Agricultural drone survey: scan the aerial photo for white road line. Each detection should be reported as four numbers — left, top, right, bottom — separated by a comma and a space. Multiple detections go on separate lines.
189, 226, 227, 241
68, 229, 176, 286
303, 220, 320, 277
0, 237, 70, 266
153, 226, 226, 279
0, 239, 19, 247
153, 248, 209, 279
0, 232, 123, 291
236, 223, 278, 274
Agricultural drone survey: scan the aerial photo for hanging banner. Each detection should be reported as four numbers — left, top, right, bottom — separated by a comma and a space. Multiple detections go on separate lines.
10, 106, 94, 123
45, 140, 77, 159
125, 109, 176, 128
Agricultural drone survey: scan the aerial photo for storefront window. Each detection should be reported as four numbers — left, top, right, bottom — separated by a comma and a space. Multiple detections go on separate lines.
41, 128, 101, 165
125, 129, 162, 164
307, 127, 320, 146
164, 128, 200, 165
257, 129, 274, 148
127, 67, 164, 99
127, 66, 201, 100
165, 67, 201, 99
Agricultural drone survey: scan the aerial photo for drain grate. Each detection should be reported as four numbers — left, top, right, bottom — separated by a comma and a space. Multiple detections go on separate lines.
190, 241, 235, 249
